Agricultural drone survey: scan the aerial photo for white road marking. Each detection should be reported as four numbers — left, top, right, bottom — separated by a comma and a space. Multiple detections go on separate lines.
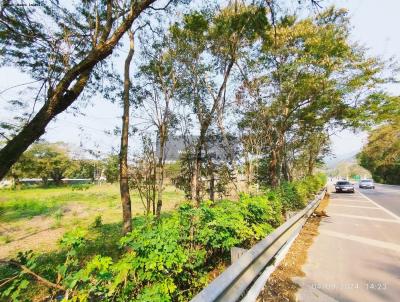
356, 190, 400, 221
329, 204, 380, 209
320, 229, 400, 253
330, 213, 400, 224
331, 198, 370, 203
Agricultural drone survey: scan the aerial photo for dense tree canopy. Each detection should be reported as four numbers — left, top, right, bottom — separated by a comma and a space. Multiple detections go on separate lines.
358, 97, 400, 184
238, 7, 389, 186
0, 0, 174, 180
6, 142, 102, 184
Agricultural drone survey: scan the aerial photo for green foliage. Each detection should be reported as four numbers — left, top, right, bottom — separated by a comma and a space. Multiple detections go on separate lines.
277, 173, 326, 212
240, 6, 389, 186
196, 200, 253, 250
118, 216, 208, 301
358, 120, 400, 184
172, 150, 195, 199
6, 142, 72, 184
0, 174, 326, 301
60, 228, 88, 250
27, 142, 72, 184
1, 251, 38, 302
104, 154, 119, 183
71, 184, 91, 191
67, 160, 97, 180
0, 198, 61, 222
90, 215, 103, 229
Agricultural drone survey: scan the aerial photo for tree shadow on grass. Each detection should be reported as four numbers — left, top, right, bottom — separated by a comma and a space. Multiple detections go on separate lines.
0, 213, 169, 279
0, 213, 177, 300
0, 200, 62, 223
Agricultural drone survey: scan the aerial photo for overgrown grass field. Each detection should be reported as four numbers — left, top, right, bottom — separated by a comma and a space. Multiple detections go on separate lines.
0, 184, 184, 257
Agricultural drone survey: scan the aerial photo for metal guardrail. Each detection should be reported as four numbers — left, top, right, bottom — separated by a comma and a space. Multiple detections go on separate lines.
191, 188, 327, 302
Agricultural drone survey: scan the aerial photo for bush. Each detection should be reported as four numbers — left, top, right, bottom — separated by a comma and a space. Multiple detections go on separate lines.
278, 173, 327, 212
90, 215, 103, 229
278, 181, 303, 211
240, 192, 282, 228
196, 200, 254, 250
118, 216, 208, 301
71, 184, 91, 191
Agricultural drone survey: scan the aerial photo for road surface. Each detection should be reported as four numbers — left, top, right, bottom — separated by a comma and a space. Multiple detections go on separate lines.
295, 183, 400, 302
359, 184, 400, 217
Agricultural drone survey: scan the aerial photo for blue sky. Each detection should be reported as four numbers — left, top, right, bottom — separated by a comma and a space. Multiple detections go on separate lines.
1, 0, 399, 158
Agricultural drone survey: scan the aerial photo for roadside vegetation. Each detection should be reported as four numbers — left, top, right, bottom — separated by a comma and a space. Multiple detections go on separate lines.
0, 184, 183, 254
358, 100, 400, 184
0, 174, 326, 301
0, 0, 398, 301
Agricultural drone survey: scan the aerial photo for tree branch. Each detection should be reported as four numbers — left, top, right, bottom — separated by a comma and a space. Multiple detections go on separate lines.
0, 259, 66, 291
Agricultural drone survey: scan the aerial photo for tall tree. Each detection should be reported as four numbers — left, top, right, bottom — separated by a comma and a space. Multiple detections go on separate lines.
0, 0, 170, 180
239, 7, 388, 186
358, 96, 400, 184
119, 30, 135, 234
135, 33, 178, 218
358, 121, 400, 184
171, 4, 269, 203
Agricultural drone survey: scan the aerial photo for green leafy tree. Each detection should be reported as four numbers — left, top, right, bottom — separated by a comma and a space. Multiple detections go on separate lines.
134, 32, 180, 217
26, 143, 72, 184
104, 154, 119, 183
358, 120, 400, 184
0, 0, 179, 180
239, 7, 389, 187
171, 4, 269, 203
67, 159, 97, 179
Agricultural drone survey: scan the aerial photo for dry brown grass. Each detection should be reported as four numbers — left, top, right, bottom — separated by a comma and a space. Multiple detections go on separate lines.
257, 193, 330, 302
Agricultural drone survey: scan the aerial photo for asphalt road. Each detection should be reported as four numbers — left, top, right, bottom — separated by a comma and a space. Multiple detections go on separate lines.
295, 183, 400, 302
358, 184, 400, 217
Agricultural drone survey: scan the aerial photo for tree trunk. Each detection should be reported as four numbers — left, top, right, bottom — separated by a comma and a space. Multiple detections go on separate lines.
269, 131, 286, 187
0, 0, 157, 181
146, 185, 151, 215
269, 149, 279, 187
152, 162, 157, 215
156, 130, 166, 218
216, 106, 239, 191
244, 151, 251, 193
208, 157, 215, 202
307, 145, 318, 176
191, 128, 206, 205
119, 31, 134, 235
281, 155, 291, 182
190, 60, 234, 204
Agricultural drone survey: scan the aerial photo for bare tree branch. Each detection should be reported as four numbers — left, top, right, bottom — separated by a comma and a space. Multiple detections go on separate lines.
0, 259, 66, 291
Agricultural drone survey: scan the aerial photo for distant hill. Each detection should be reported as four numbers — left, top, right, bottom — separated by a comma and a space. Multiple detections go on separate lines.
324, 151, 358, 169
324, 151, 371, 179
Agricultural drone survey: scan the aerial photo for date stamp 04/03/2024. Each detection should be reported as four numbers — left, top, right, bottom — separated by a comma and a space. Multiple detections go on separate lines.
311, 282, 388, 291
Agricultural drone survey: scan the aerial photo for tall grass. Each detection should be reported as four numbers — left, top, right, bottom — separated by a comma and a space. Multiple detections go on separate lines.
0, 184, 184, 223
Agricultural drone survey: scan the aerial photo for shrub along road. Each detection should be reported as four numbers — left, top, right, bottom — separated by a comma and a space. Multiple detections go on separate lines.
294, 184, 400, 301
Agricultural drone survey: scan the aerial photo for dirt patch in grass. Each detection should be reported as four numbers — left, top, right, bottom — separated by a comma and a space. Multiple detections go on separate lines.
0, 185, 185, 259
0, 205, 98, 259
0, 228, 65, 259
257, 193, 330, 302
